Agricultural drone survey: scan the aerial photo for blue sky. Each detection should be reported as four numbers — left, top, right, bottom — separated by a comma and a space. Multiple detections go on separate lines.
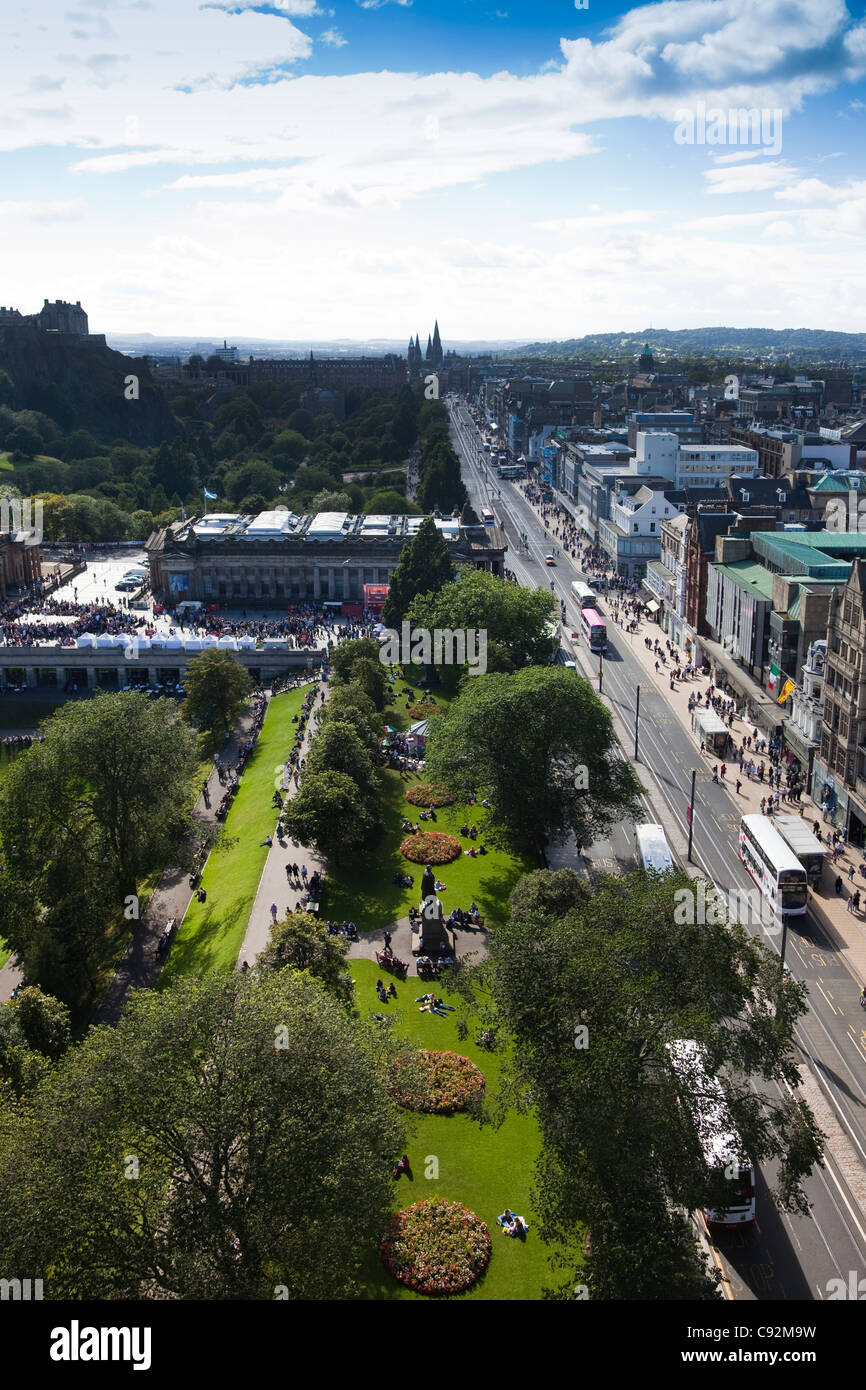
2, 0, 866, 339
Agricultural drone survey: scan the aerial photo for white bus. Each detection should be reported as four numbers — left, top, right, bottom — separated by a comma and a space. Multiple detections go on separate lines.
571, 579, 599, 609
738, 814, 808, 918
579, 607, 607, 654
480, 507, 495, 527
635, 823, 675, 875
667, 1039, 756, 1229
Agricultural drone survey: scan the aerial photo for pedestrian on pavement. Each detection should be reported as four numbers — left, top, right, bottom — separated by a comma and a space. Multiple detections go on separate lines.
835, 875, 844, 895
270, 903, 278, 921
285, 863, 292, 879
849, 864, 856, 882
384, 930, 392, 950
712, 765, 719, 784
736, 778, 742, 795
854, 891, 862, 913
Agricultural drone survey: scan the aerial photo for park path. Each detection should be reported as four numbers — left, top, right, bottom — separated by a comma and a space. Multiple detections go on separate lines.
236, 681, 328, 968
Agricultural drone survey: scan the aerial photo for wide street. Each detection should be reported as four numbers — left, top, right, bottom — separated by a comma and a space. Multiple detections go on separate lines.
449, 395, 866, 1302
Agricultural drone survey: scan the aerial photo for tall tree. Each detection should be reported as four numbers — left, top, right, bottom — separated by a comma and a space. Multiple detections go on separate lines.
425, 667, 642, 855
304, 720, 380, 799
182, 649, 253, 744
281, 771, 376, 865
256, 912, 354, 1007
0, 972, 404, 1298
474, 868, 823, 1299
0, 691, 199, 913
382, 516, 455, 628
407, 568, 558, 680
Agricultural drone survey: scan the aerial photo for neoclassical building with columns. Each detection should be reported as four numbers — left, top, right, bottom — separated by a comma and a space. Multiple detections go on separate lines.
146, 509, 506, 610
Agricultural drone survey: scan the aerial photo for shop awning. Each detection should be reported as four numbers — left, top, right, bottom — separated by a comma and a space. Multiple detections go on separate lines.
645, 600, 660, 613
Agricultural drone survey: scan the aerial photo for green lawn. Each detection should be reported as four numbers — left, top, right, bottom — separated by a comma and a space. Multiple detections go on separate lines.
325, 764, 529, 936
160, 684, 315, 984
352, 957, 568, 1300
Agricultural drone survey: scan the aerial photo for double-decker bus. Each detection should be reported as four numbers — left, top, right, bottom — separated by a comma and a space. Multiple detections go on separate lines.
738, 814, 808, 918
497, 464, 525, 479
480, 507, 495, 527
635, 823, 675, 875
666, 1039, 756, 1229
571, 579, 599, 609
579, 607, 607, 654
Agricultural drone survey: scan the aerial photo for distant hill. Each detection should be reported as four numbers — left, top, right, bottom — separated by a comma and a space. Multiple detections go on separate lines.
510, 327, 866, 365
0, 324, 178, 444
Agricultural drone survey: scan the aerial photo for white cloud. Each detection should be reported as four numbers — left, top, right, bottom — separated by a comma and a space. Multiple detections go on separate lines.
0, 198, 87, 222
319, 27, 346, 46
704, 161, 797, 194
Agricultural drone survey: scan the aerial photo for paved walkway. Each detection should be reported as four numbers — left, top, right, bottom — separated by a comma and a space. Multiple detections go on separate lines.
236, 682, 327, 969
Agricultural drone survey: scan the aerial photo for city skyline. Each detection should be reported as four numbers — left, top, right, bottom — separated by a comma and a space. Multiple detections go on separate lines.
2, 0, 866, 337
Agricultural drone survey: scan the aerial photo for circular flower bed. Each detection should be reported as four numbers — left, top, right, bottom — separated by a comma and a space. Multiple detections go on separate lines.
400, 831, 461, 864
380, 1198, 492, 1296
406, 782, 456, 808
390, 1050, 486, 1114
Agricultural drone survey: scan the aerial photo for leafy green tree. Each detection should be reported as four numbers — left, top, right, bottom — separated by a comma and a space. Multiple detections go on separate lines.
473, 868, 823, 1298
281, 771, 376, 865
224, 460, 281, 504
256, 912, 353, 1006
0, 987, 71, 1100
407, 568, 558, 685
329, 638, 388, 710
363, 489, 420, 516
311, 489, 351, 512
382, 516, 455, 628
0, 971, 404, 1298
5, 425, 42, 457
182, 649, 253, 744
305, 719, 380, 798
317, 683, 384, 754
0, 690, 199, 914
424, 667, 642, 854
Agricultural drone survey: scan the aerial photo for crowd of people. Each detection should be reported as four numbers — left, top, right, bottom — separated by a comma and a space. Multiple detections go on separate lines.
0, 595, 141, 648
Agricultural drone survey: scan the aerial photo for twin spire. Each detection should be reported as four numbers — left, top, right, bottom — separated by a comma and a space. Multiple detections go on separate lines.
408, 320, 443, 378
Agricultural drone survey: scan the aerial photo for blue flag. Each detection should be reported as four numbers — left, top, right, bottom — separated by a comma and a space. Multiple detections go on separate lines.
203, 487, 218, 500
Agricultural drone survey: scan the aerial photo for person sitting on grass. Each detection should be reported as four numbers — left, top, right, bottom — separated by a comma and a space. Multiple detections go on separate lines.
498, 1209, 528, 1238
392, 1154, 411, 1181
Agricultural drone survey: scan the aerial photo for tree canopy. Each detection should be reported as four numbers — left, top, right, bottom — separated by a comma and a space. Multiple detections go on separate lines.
0, 971, 404, 1298
468, 867, 823, 1298
181, 649, 253, 744
406, 568, 559, 683
0, 692, 199, 1009
382, 516, 455, 628
424, 667, 642, 854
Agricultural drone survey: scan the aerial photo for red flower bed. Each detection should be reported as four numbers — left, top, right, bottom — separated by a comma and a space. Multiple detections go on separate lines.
390, 1050, 486, 1114
407, 702, 444, 720
400, 831, 461, 864
405, 783, 456, 808
380, 1198, 491, 1296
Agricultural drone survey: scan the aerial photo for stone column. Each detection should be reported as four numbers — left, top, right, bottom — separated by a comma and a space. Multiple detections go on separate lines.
86, 666, 97, 689
24, 666, 38, 688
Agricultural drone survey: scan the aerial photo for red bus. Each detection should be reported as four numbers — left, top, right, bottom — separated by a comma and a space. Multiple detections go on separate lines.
579, 607, 607, 654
